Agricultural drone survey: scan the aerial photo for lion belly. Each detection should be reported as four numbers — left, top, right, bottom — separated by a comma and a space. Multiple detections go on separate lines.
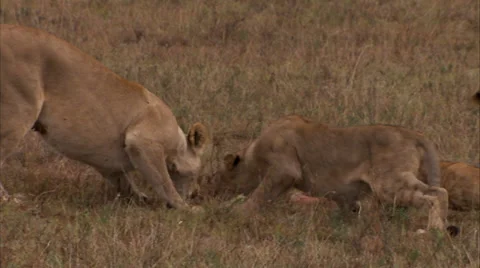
299, 169, 369, 198
34, 101, 134, 173
293, 143, 373, 204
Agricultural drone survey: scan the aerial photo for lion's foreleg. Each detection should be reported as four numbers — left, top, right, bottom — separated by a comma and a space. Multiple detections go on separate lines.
124, 137, 194, 212
237, 163, 301, 215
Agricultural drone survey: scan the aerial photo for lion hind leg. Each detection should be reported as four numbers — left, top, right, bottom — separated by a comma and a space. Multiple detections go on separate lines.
374, 172, 449, 231
0, 119, 34, 200
237, 159, 302, 215
408, 187, 449, 230
0, 106, 40, 167
0, 85, 44, 201
237, 170, 298, 215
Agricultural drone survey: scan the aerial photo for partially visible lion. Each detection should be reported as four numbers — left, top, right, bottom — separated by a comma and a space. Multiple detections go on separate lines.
216, 115, 457, 233
432, 161, 479, 210
0, 24, 209, 212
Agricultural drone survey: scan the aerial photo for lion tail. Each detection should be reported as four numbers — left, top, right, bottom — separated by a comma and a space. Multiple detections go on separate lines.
418, 138, 441, 187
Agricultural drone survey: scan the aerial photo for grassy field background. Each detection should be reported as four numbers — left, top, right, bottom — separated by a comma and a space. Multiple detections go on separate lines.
1, 0, 479, 267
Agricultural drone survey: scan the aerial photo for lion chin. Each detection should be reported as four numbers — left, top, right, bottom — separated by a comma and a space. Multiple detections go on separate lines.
216, 115, 459, 235
0, 24, 210, 213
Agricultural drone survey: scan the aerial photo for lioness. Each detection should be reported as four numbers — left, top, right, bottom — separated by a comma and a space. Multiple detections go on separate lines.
218, 115, 454, 232
0, 24, 209, 212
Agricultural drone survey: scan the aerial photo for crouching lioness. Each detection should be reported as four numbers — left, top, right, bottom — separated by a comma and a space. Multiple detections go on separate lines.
218, 115, 457, 233
0, 24, 209, 212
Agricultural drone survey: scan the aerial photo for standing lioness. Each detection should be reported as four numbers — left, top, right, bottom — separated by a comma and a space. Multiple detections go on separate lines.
0, 24, 209, 212
218, 115, 455, 232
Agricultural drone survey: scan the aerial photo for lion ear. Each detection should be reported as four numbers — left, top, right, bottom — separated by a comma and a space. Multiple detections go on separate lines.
224, 154, 241, 171
187, 122, 209, 155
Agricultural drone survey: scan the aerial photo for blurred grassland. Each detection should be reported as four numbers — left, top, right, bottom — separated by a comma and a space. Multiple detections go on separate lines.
0, 0, 479, 267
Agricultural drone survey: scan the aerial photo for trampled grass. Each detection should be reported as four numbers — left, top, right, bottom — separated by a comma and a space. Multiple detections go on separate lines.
1, 0, 479, 267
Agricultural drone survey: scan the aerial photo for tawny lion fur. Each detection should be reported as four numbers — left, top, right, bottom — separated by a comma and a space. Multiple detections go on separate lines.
285, 161, 480, 211
0, 24, 209, 211
434, 161, 479, 210
218, 115, 452, 231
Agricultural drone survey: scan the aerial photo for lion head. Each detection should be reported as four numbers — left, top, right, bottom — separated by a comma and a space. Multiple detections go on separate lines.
168, 123, 210, 200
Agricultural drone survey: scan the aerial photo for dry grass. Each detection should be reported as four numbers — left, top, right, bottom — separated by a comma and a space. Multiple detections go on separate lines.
1, 0, 479, 267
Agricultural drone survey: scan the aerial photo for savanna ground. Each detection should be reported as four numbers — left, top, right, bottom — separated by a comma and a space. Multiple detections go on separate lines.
1, 0, 479, 267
